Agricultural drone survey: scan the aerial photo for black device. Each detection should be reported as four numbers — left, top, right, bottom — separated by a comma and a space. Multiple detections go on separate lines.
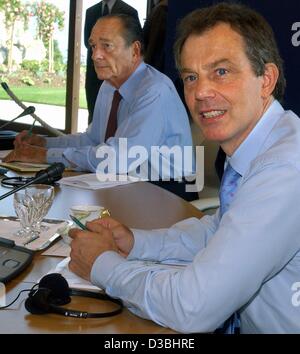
0, 162, 65, 200
25, 273, 123, 318
0, 237, 34, 283
0, 131, 17, 150
0, 107, 35, 150
0, 107, 36, 150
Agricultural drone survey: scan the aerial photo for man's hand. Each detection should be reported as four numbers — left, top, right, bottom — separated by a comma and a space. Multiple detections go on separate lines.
2, 144, 47, 163
68, 224, 119, 281
87, 217, 134, 257
14, 131, 46, 148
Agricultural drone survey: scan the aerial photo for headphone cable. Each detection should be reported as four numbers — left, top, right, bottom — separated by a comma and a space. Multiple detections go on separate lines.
0, 288, 32, 310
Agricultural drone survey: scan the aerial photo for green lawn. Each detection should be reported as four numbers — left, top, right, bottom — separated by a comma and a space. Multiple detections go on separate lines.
0, 86, 87, 109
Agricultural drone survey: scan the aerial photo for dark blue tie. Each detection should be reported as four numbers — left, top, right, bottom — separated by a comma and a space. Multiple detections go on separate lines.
102, 3, 109, 16
219, 163, 241, 217
218, 162, 241, 334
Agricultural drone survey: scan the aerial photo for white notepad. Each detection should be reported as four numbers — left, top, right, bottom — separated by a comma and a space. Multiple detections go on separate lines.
59, 173, 145, 190
0, 161, 50, 173
48, 257, 101, 292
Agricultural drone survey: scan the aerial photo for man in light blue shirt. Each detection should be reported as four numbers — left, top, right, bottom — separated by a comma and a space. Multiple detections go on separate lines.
68, 3, 300, 333
84, 0, 140, 121
4, 15, 193, 184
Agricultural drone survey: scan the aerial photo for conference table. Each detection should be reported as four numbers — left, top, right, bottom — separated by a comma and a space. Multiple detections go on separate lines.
0, 176, 203, 334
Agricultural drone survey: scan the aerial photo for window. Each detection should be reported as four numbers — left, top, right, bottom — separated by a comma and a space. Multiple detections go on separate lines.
0, 1, 148, 136
0, 0, 69, 134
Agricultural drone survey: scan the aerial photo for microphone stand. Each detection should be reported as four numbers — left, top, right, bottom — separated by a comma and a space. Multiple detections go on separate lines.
0, 177, 41, 201
0, 106, 35, 130
1, 83, 65, 137
0, 163, 65, 201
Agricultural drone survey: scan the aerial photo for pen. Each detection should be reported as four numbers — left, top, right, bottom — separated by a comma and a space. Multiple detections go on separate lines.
69, 214, 88, 230
23, 234, 39, 246
27, 118, 37, 136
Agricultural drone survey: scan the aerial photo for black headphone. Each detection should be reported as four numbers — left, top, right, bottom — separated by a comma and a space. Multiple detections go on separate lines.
25, 273, 123, 318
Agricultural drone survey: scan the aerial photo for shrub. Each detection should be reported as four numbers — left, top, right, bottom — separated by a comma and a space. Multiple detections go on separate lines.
0, 64, 7, 73
21, 76, 35, 86
21, 60, 42, 75
0, 75, 8, 84
43, 77, 51, 84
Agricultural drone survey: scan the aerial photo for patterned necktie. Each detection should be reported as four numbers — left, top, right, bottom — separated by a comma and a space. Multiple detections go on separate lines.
218, 162, 241, 334
102, 3, 109, 16
219, 162, 241, 217
105, 90, 122, 141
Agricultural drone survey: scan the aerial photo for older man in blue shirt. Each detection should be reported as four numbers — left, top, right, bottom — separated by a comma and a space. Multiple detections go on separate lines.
5, 15, 194, 189
68, 3, 300, 334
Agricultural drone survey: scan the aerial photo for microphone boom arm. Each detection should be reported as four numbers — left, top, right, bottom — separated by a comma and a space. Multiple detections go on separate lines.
1, 82, 65, 137
0, 163, 65, 201
0, 106, 35, 130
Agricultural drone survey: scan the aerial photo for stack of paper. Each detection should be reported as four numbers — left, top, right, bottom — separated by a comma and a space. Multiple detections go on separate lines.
0, 161, 50, 172
59, 173, 145, 190
48, 257, 101, 291
0, 216, 69, 251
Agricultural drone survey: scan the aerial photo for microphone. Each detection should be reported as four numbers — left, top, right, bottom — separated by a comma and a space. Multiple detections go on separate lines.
0, 106, 36, 130
0, 163, 65, 201
0, 82, 65, 137
34, 162, 65, 184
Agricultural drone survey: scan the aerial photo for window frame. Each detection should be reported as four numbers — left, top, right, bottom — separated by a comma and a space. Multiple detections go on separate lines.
0, 0, 83, 136
0, 0, 154, 136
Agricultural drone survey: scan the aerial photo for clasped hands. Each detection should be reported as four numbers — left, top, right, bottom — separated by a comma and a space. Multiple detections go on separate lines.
68, 217, 134, 281
3, 130, 47, 163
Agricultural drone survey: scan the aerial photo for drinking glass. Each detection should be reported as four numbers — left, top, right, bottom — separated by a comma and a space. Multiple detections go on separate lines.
13, 190, 37, 238
25, 184, 55, 232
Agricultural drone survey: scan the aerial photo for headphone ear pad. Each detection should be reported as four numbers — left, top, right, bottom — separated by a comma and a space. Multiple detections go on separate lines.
38, 273, 71, 305
25, 288, 52, 314
25, 273, 71, 315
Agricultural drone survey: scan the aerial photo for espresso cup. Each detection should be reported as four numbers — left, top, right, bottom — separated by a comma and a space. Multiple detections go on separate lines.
70, 205, 109, 225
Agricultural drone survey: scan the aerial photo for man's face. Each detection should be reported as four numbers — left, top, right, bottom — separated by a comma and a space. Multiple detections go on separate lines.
180, 23, 272, 155
89, 18, 139, 88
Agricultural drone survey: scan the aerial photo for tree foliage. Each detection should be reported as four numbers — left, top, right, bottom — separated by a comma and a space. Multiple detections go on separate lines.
0, 0, 30, 29
32, 1, 64, 73
32, 1, 64, 45
0, 0, 65, 74
0, 0, 30, 72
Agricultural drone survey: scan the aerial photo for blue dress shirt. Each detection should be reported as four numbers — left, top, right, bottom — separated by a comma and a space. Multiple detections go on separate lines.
46, 62, 193, 179
90, 100, 300, 333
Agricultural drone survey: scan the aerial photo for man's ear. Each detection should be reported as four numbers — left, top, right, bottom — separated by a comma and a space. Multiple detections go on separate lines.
131, 41, 141, 61
261, 63, 279, 98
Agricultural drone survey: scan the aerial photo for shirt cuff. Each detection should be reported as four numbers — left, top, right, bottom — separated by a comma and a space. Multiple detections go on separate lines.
90, 251, 126, 289
128, 228, 164, 260
46, 148, 68, 165
45, 137, 63, 148
47, 147, 79, 170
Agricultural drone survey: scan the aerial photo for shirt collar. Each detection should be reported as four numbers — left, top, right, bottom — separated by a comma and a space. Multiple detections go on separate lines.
105, 62, 147, 102
228, 100, 284, 176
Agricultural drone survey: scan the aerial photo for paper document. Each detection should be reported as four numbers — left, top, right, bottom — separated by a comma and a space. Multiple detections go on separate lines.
42, 238, 71, 257
59, 173, 145, 190
0, 150, 12, 160
48, 257, 102, 291
0, 216, 69, 251
0, 161, 50, 172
